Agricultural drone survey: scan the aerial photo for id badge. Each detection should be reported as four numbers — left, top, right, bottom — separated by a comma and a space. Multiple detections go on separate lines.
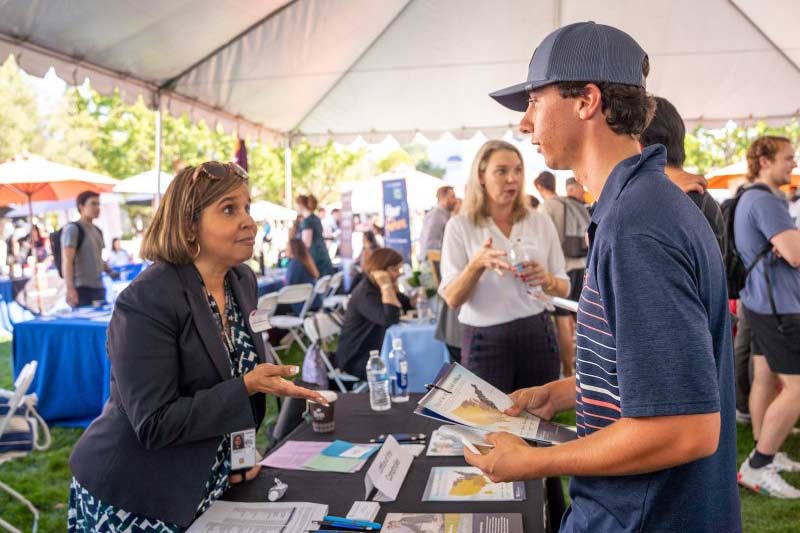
249, 309, 272, 333
230, 428, 256, 470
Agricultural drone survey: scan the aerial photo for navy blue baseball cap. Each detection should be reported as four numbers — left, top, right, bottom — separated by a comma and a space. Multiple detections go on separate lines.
490, 21, 648, 112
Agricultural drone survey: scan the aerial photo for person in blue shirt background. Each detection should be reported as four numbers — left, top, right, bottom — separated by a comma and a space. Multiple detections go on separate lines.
734, 135, 800, 498
464, 21, 741, 532
284, 237, 320, 315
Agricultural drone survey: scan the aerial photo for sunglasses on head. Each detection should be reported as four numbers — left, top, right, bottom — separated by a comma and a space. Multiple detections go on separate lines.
190, 161, 249, 183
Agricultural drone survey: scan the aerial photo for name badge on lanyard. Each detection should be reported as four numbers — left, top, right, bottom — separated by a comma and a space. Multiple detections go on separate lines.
249, 309, 272, 332
230, 428, 256, 470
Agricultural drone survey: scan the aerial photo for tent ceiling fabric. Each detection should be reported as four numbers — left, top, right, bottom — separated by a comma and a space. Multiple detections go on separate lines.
1, 0, 799, 144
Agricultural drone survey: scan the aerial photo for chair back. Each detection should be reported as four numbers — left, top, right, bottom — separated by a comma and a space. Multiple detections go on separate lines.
297, 275, 330, 318
257, 292, 279, 315
327, 271, 344, 296
427, 250, 442, 287
276, 283, 313, 305
0, 362, 36, 439
304, 312, 340, 344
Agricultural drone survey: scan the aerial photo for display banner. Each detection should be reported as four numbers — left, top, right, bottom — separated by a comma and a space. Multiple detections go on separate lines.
382, 178, 411, 262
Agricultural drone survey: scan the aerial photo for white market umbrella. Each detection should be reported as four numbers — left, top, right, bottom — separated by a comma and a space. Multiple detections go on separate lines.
250, 201, 297, 221
114, 170, 175, 195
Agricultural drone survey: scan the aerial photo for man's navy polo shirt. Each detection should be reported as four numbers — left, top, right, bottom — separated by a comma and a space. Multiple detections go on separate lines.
561, 145, 741, 532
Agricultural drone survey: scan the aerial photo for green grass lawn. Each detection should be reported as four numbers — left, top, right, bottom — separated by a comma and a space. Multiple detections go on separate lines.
2, 340, 799, 531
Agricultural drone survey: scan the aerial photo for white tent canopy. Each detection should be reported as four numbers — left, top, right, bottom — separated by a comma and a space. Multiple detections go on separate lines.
2, 0, 799, 145
250, 200, 298, 221
113, 170, 175, 196
341, 167, 448, 214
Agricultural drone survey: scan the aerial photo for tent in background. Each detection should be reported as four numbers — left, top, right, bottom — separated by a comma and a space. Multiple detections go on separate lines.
250, 201, 297, 222
340, 167, 449, 214
114, 170, 175, 196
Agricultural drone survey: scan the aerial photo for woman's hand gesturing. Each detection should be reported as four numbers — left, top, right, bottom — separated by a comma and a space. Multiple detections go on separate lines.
243, 364, 329, 405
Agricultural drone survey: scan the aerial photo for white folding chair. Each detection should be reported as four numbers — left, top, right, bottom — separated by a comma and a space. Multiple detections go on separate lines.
322, 271, 348, 324
269, 276, 331, 352
1, 361, 51, 533
256, 292, 283, 365
303, 313, 366, 393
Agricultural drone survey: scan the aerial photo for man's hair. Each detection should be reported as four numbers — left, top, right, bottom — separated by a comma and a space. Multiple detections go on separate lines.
747, 136, 792, 182
556, 56, 655, 136
640, 96, 685, 167
534, 171, 556, 192
565, 177, 578, 187
76, 190, 100, 208
436, 186, 454, 201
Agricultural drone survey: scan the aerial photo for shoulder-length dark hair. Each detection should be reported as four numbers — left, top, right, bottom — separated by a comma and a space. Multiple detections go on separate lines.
363, 247, 403, 275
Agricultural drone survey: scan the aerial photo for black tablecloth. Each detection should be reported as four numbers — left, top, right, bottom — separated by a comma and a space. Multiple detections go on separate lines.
225, 393, 547, 533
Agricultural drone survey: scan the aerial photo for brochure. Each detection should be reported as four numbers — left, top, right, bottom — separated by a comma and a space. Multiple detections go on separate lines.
422, 467, 525, 502
383, 513, 523, 533
415, 363, 577, 445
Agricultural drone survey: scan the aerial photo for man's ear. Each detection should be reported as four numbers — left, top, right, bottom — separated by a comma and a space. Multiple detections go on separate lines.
576, 83, 603, 121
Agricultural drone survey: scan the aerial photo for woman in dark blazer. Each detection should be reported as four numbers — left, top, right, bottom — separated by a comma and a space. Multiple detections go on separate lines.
68, 162, 326, 532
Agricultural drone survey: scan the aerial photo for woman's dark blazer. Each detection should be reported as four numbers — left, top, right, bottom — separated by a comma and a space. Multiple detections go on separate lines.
69, 262, 267, 527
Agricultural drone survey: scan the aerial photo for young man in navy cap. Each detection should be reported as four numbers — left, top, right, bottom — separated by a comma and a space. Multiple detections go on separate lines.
464, 22, 741, 531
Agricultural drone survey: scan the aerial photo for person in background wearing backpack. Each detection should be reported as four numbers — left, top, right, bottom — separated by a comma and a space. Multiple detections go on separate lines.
639, 96, 725, 252
60, 191, 112, 308
534, 171, 589, 377
734, 135, 800, 498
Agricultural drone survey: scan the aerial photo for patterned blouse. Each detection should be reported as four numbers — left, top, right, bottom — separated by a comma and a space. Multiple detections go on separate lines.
68, 275, 260, 532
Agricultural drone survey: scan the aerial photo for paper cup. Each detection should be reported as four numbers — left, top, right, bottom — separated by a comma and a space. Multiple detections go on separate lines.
307, 390, 338, 433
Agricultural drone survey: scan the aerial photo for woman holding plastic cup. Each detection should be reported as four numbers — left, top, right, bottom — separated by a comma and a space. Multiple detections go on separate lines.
439, 140, 569, 393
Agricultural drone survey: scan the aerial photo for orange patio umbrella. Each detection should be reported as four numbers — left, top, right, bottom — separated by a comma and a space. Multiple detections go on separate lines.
0, 154, 117, 227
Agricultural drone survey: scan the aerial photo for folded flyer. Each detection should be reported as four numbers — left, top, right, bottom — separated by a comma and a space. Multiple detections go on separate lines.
414, 363, 577, 446
422, 467, 525, 502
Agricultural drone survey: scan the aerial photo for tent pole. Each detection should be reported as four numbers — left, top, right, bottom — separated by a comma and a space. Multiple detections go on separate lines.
284, 135, 292, 208
154, 92, 163, 208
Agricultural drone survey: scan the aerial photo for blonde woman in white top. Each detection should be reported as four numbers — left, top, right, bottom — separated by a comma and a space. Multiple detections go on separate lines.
440, 140, 569, 393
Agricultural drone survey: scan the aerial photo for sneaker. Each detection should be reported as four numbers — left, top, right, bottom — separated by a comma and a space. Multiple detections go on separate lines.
735, 410, 752, 424
738, 460, 800, 498
774, 452, 800, 473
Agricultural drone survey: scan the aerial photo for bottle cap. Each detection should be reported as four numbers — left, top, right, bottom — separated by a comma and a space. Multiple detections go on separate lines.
369, 350, 379, 357
392, 338, 403, 349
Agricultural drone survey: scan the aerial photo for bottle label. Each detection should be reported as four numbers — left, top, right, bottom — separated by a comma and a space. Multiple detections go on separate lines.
396, 372, 408, 389
375, 372, 388, 382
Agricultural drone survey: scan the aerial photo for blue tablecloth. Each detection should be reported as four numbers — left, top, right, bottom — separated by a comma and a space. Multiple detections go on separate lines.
0, 276, 29, 303
111, 263, 144, 281
380, 322, 451, 393
12, 309, 112, 427
257, 276, 285, 297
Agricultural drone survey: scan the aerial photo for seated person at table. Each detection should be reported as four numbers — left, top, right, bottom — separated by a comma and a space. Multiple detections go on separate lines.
336, 248, 413, 380
284, 237, 320, 314
107, 237, 132, 267
68, 161, 326, 532
17, 224, 51, 265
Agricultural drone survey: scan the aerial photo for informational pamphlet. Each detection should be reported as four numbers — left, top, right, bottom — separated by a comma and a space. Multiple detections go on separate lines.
415, 363, 577, 445
383, 513, 523, 533
186, 501, 327, 533
422, 467, 525, 502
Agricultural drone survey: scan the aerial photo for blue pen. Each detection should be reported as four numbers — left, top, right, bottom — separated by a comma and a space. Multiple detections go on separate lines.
323, 516, 382, 530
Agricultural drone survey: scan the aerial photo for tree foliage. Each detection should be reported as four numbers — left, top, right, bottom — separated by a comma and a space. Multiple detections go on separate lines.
0, 57, 365, 205
685, 121, 800, 174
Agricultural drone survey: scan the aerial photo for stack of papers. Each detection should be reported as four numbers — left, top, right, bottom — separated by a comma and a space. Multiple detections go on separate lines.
415, 363, 577, 446
383, 513, 523, 533
187, 501, 327, 533
422, 467, 525, 502
260, 440, 379, 473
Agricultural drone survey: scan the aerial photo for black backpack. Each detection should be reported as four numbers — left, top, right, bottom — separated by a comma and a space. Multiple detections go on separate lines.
721, 183, 773, 299
51, 222, 86, 278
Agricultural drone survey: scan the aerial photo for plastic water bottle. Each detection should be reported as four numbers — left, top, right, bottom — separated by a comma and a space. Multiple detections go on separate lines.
366, 350, 391, 411
389, 338, 409, 403
416, 288, 431, 324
